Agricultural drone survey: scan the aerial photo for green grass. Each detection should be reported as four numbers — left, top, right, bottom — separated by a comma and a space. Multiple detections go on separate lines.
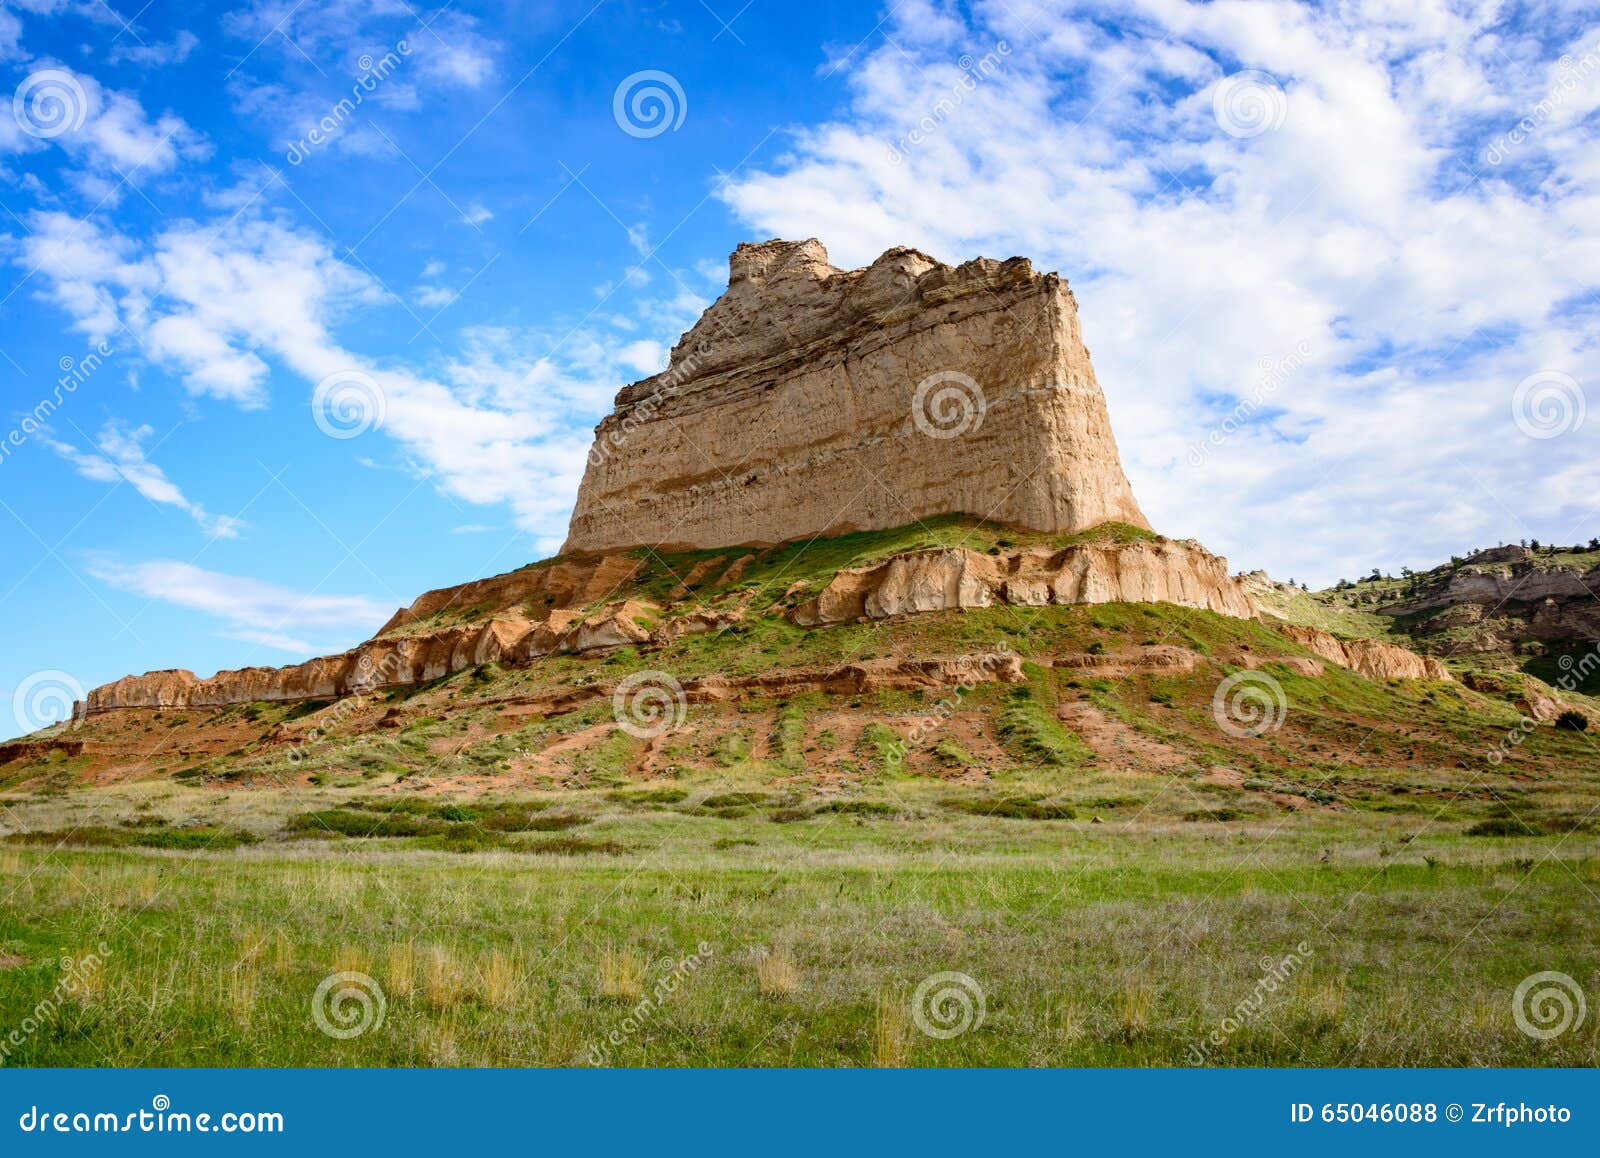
996, 689, 1093, 770
2, 803, 1595, 1066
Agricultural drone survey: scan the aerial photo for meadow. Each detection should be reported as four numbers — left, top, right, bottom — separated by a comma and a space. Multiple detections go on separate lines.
2, 783, 1596, 1067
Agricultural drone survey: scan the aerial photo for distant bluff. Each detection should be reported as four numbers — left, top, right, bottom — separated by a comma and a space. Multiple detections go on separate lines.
563, 239, 1149, 554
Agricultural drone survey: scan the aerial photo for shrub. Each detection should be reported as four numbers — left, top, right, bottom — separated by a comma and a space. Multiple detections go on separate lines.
1466, 816, 1544, 837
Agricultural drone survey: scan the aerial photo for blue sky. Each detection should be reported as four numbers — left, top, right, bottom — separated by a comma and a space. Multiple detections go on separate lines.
2, 0, 1597, 738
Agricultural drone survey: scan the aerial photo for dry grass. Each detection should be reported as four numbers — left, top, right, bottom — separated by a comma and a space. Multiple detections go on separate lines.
598, 948, 646, 1002
477, 949, 520, 1007
332, 944, 368, 975
425, 946, 464, 1008
223, 963, 258, 1028
1118, 979, 1156, 1035
755, 949, 799, 998
872, 991, 911, 1067
385, 941, 417, 999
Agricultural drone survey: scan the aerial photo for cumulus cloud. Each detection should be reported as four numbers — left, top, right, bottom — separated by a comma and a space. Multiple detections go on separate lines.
16, 206, 706, 545
718, 0, 1600, 584
45, 421, 244, 539
86, 557, 389, 654
5, 65, 208, 180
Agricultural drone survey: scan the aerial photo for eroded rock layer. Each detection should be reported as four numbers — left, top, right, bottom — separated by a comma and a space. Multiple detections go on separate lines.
563, 239, 1149, 553
81, 537, 1265, 714
792, 540, 1256, 626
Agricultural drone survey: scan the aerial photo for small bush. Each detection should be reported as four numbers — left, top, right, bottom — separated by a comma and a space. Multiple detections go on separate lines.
942, 796, 1075, 821
1466, 816, 1545, 837
702, 791, 774, 809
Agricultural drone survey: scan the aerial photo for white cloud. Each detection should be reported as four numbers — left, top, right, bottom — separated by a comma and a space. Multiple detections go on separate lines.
413, 284, 456, 309
86, 557, 389, 654
18, 208, 708, 545
719, 0, 1600, 584
460, 202, 492, 225
45, 421, 244, 539
107, 30, 200, 68
6, 66, 208, 178
409, 11, 497, 88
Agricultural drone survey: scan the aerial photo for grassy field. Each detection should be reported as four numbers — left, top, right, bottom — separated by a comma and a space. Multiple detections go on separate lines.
2, 784, 1598, 1067
4, 541, 1598, 1068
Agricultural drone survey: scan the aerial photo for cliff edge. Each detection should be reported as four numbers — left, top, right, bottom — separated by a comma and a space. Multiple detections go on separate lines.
563, 239, 1149, 554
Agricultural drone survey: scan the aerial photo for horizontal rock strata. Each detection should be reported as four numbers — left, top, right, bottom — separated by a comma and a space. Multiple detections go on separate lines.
563, 238, 1149, 553
1278, 625, 1451, 681
792, 539, 1256, 626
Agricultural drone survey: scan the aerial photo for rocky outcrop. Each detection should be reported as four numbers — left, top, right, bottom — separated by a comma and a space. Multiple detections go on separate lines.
1051, 646, 1206, 676
1278, 625, 1451, 681
376, 554, 644, 636
792, 539, 1256, 626
563, 239, 1149, 553
85, 602, 659, 713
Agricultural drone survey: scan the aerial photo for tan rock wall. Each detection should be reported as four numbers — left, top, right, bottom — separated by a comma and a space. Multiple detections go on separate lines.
1279, 625, 1451, 681
792, 539, 1256, 626
563, 239, 1149, 553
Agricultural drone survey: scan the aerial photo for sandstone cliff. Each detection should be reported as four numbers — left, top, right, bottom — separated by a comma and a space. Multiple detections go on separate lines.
1277, 625, 1452, 682
792, 539, 1254, 626
563, 239, 1149, 554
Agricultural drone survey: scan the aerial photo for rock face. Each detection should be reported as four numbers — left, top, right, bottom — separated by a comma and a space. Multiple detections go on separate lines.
793, 539, 1256, 626
1278, 625, 1452, 682
563, 239, 1149, 554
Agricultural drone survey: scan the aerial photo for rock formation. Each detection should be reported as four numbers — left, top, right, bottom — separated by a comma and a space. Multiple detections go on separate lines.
563, 239, 1149, 554
1277, 625, 1453, 682
791, 539, 1254, 626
